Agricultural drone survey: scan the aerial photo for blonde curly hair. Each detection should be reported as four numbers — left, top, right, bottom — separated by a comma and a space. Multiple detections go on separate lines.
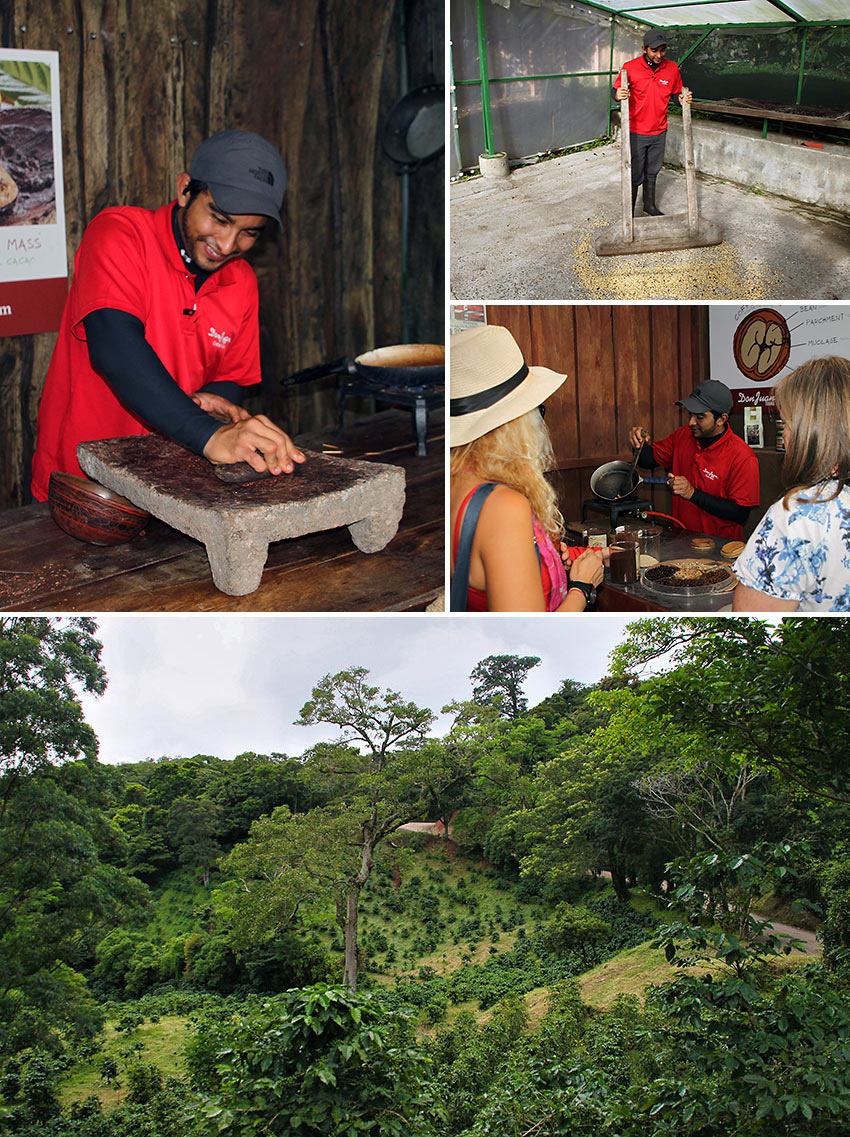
450, 407, 564, 541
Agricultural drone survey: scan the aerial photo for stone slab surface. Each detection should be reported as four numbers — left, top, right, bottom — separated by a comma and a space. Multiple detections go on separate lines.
78, 436, 406, 596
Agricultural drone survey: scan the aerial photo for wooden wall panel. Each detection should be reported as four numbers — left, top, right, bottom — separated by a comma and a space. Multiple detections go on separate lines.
0, 0, 443, 508
483, 305, 711, 525
575, 306, 617, 463
533, 304, 577, 462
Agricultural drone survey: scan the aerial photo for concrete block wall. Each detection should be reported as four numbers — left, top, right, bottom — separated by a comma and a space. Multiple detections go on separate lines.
664, 118, 850, 213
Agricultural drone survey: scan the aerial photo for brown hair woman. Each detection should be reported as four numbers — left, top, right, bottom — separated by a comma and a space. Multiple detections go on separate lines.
733, 355, 850, 612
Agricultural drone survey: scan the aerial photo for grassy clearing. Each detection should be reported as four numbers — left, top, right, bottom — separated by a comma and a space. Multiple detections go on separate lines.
59, 1015, 190, 1111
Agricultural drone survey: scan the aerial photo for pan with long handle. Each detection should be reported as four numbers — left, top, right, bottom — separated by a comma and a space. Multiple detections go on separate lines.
590, 459, 669, 502
283, 343, 444, 389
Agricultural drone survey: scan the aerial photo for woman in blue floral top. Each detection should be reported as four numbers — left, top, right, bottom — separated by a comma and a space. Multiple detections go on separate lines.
734, 356, 850, 612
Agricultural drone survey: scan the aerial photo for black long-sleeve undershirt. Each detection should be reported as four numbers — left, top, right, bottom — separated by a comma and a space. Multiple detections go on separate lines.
689, 488, 750, 525
82, 308, 244, 455
636, 434, 752, 525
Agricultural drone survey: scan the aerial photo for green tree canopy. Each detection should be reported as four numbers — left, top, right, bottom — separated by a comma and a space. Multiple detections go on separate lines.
469, 654, 541, 719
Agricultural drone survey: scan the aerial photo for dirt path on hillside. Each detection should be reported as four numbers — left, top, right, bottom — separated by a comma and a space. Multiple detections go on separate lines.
756, 916, 820, 953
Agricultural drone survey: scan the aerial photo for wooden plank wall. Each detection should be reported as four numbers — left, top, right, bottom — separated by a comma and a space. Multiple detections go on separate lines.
484, 305, 710, 525
0, 0, 444, 508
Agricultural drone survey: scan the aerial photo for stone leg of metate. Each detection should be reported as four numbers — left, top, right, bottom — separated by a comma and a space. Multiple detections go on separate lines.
203, 529, 270, 596
348, 502, 404, 553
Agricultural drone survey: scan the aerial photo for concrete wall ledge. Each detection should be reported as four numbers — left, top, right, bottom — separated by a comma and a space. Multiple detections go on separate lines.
663, 117, 850, 213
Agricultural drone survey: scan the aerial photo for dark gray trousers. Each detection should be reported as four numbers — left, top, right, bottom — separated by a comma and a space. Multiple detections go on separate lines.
630, 130, 666, 186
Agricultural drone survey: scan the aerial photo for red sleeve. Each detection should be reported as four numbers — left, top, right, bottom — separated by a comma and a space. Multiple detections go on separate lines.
68, 210, 150, 338
651, 431, 676, 469
615, 63, 626, 88
725, 449, 761, 508
564, 546, 586, 562
670, 62, 683, 98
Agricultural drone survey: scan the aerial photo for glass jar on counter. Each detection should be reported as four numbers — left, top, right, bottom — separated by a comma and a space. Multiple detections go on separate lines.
609, 535, 639, 585
637, 525, 661, 567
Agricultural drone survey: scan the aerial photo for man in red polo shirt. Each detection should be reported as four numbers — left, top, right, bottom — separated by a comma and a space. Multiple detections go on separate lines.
628, 380, 760, 541
31, 130, 305, 501
614, 28, 692, 217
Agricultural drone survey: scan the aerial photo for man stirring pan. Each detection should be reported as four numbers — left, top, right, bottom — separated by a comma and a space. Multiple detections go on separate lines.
31, 130, 305, 501
629, 380, 760, 541
614, 28, 693, 217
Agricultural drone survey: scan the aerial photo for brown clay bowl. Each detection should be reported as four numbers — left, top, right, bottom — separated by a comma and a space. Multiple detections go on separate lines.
48, 471, 150, 545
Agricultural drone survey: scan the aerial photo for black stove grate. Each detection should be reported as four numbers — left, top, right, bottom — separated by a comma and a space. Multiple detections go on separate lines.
581, 496, 653, 530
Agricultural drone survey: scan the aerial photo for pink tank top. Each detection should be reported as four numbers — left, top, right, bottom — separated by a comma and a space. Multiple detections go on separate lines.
452, 484, 574, 611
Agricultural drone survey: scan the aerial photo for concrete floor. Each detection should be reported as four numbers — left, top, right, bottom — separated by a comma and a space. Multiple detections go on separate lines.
450, 142, 850, 301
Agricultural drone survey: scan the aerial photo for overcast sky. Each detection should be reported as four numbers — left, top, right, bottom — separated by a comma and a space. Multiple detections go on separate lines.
80, 615, 636, 766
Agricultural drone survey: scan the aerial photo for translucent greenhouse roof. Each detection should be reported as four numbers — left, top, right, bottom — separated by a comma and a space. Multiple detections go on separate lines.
580, 0, 850, 25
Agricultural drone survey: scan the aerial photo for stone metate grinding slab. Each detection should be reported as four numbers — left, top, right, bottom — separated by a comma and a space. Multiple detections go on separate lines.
78, 435, 406, 596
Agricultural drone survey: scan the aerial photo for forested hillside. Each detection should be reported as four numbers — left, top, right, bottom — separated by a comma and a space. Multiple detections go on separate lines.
2, 616, 850, 1136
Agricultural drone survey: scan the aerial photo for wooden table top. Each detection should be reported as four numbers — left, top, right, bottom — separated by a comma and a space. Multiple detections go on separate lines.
0, 409, 445, 613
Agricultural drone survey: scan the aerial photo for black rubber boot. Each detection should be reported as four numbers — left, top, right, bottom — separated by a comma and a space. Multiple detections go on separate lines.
631, 183, 639, 215
643, 176, 663, 216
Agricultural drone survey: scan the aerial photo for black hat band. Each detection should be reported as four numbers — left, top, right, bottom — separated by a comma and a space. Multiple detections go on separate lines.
450, 362, 529, 416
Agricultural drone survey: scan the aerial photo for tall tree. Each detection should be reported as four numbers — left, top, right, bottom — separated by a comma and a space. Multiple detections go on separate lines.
0, 618, 146, 1055
294, 668, 463, 989
469, 654, 541, 719
167, 795, 223, 887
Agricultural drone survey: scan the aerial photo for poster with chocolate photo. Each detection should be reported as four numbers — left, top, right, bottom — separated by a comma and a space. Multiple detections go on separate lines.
0, 49, 68, 336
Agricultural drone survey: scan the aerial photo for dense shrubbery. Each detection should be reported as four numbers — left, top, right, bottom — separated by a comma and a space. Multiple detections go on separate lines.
187, 984, 441, 1136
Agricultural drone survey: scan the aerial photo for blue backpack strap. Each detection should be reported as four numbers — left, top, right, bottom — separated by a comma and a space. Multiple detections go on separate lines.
450, 483, 498, 611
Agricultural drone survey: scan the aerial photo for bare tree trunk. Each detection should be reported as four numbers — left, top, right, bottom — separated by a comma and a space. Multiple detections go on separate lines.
341, 821, 377, 991
343, 882, 360, 991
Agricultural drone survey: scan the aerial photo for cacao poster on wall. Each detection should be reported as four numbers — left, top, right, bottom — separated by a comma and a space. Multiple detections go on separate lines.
709, 304, 850, 412
0, 49, 68, 337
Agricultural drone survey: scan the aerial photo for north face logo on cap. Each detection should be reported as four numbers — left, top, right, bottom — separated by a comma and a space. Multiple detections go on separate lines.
249, 166, 274, 185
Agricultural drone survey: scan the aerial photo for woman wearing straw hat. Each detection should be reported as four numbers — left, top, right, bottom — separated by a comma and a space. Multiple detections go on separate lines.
450, 325, 604, 612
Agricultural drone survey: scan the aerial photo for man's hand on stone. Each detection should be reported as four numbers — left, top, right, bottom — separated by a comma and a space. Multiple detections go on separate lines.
192, 391, 252, 424
203, 415, 306, 475
615, 88, 630, 101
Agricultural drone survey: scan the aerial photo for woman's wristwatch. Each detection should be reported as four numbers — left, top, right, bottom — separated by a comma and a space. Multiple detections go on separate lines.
568, 581, 597, 609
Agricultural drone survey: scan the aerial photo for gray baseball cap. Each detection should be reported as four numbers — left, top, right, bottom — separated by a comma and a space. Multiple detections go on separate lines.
677, 380, 733, 415
189, 130, 286, 229
643, 28, 667, 48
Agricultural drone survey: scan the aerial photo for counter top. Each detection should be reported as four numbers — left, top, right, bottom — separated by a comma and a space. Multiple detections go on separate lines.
597, 529, 738, 613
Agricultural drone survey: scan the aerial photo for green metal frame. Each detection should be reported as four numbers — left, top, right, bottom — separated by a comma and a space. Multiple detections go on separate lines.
456, 0, 848, 170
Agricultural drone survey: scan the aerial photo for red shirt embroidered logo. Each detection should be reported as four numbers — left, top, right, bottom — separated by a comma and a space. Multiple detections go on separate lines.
207, 326, 232, 350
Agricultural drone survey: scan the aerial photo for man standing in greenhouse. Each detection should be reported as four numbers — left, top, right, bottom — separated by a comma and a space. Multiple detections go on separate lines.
614, 28, 693, 216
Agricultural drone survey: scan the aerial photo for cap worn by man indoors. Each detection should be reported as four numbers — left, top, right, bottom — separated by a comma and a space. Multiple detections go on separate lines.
189, 129, 287, 229
677, 380, 734, 416
643, 28, 668, 48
